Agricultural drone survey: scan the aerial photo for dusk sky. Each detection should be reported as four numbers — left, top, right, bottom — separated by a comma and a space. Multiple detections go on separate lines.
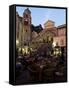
16, 6, 66, 27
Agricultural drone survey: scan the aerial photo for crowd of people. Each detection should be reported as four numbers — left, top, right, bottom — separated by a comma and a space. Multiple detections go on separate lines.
15, 45, 67, 84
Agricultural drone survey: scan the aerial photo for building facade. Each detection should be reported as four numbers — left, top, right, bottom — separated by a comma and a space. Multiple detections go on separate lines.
16, 8, 66, 50
16, 8, 32, 47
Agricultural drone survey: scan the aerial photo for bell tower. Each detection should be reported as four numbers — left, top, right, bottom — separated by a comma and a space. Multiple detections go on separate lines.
22, 8, 31, 46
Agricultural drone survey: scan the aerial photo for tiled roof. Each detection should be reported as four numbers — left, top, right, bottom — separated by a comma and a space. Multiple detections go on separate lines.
57, 24, 66, 29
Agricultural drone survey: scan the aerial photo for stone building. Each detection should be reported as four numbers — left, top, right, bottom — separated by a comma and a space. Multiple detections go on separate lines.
16, 8, 32, 47
16, 8, 66, 51
33, 20, 66, 47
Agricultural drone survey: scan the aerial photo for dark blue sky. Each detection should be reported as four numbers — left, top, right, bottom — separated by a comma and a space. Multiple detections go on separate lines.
16, 6, 66, 27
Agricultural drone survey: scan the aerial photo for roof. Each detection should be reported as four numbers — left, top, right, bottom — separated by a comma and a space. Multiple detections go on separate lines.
24, 8, 31, 14
57, 24, 66, 29
19, 16, 23, 22
44, 20, 55, 25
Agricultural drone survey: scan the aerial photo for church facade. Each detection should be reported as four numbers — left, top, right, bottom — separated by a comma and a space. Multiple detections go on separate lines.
16, 8, 32, 48
16, 8, 66, 51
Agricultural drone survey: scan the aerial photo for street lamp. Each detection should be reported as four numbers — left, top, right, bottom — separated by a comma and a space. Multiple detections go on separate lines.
20, 46, 29, 55
53, 42, 62, 57
52, 42, 56, 48
16, 39, 19, 47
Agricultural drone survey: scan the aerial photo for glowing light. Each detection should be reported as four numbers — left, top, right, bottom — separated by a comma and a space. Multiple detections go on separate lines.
30, 48, 33, 51
54, 51, 56, 55
22, 48, 25, 52
22, 48, 25, 54
56, 48, 59, 51
56, 51, 59, 54
53, 42, 56, 47
25, 46, 28, 54
21, 46, 29, 54
59, 50, 62, 55
19, 48, 21, 51
16, 40, 19, 46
